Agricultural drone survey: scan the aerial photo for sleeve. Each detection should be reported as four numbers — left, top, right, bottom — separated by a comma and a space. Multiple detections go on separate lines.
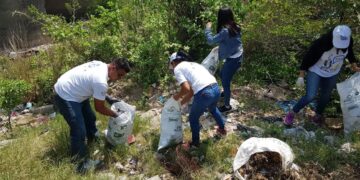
346, 37, 356, 63
92, 83, 108, 100
300, 33, 331, 71
174, 68, 187, 85
205, 28, 229, 45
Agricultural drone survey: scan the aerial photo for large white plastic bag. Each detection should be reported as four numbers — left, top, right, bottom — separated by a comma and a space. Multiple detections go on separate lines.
337, 72, 360, 135
158, 97, 182, 151
201, 46, 219, 75
233, 137, 296, 180
105, 101, 136, 145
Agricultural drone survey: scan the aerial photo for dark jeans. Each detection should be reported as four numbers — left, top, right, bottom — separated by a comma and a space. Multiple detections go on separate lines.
189, 84, 225, 144
54, 95, 97, 160
293, 71, 338, 115
221, 55, 242, 106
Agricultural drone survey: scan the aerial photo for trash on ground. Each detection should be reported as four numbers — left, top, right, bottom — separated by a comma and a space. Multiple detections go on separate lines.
236, 124, 264, 137
338, 142, 355, 153
276, 100, 297, 113
323, 136, 336, 146
260, 116, 283, 123
30, 104, 55, 115
0, 139, 16, 149
276, 100, 317, 113
283, 126, 315, 140
233, 137, 299, 180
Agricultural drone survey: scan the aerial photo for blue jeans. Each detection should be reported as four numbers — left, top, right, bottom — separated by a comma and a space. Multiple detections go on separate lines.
293, 71, 338, 115
189, 84, 225, 144
54, 95, 97, 160
221, 55, 242, 106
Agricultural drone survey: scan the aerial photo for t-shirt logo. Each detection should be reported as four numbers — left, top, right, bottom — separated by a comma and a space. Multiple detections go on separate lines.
340, 35, 348, 41
320, 54, 345, 73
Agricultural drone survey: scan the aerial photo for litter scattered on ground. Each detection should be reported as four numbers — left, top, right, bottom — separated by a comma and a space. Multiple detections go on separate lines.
323, 136, 336, 146
259, 116, 283, 123
276, 100, 317, 113
30, 104, 55, 115
338, 142, 356, 153
0, 139, 16, 149
276, 100, 297, 113
283, 126, 315, 140
236, 124, 264, 137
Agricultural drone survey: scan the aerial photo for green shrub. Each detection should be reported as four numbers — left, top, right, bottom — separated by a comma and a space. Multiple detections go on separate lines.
0, 79, 32, 114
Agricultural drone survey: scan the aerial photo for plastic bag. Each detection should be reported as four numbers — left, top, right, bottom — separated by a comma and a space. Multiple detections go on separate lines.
201, 46, 219, 75
158, 97, 182, 151
105, 101, 136, 145
233, 137, 296, 180
336, 72, 360, 135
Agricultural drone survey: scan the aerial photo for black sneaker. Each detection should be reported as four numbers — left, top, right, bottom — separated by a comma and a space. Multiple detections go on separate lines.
219, 105, 232, 113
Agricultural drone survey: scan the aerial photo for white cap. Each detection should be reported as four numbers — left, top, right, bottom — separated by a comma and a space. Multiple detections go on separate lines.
332, 25, 351, 49
169, 52, 186, 63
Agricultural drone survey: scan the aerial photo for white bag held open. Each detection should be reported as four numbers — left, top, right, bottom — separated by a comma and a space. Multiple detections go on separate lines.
158, 97, 182, 151
233, 137, 297, 180
105, 101, 136, 146
201, 46, 219, 75
337, 72, 360, 135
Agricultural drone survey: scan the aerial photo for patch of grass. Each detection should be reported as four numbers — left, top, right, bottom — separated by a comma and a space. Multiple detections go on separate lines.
1, 94, 359, 179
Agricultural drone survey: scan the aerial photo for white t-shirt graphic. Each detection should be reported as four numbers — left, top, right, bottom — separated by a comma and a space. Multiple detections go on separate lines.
174, 61, 217, 94
54, 61, 108, 102
309, 47, 348, 77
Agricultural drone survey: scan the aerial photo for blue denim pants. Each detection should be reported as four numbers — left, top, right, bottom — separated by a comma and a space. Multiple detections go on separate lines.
54, 94, 97, 160
293, 71, 338, 115
221, 55, 242, 106
189, 84, 225, 144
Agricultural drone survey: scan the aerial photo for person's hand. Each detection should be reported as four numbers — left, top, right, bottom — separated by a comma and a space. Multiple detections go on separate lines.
172, 95, 181, 106
296, 77, 305, 87
351, 63, 360, 72
206, 22, 212, 29
181, 103, 189, 114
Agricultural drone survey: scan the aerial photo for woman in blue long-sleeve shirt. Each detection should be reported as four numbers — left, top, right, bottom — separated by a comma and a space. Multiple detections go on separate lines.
205, 7, 243, 113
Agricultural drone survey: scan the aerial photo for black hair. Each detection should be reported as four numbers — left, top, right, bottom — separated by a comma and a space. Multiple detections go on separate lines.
216, 7, 241, 37
112, 57, 131, 73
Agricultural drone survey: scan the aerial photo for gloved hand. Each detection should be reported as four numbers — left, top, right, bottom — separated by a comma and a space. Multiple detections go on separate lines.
296, 77, 305, 87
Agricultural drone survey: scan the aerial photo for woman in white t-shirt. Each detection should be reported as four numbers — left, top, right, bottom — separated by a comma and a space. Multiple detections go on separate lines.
169, 51, 226, 148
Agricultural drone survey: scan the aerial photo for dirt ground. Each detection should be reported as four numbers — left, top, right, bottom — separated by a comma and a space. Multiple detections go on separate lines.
109, 81, 359, 179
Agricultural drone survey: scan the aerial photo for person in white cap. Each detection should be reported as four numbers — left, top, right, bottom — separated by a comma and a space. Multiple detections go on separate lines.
169, 51, 226, 148
284, 25, 360, 126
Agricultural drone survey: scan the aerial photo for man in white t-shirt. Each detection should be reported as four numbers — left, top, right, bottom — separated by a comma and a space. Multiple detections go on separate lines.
169, 51, 226, 148
53, 58, 130, 172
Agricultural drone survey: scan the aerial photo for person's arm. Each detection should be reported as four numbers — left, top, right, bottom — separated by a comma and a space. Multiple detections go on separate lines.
94, 98, 118, 117
205, 25, 228, 45
173, 81, 193, 105
181, 85, 194, 105
298, 70, 305, 78
300, 32, 332, 71
346, 37, 360, 72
